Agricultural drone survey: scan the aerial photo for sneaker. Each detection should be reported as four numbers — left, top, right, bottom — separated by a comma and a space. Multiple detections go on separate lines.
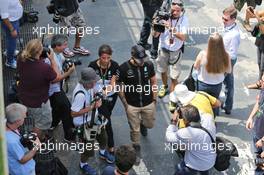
73, 46, 91, 56
150, 51, 158, 60
5, 60, 17, 69
80, 164, 97, 175
99, 150, 115, 164
158, 85, 169, 98
140, 123, 148, 137
63, 48, 75, 58
221, 104, 231, 115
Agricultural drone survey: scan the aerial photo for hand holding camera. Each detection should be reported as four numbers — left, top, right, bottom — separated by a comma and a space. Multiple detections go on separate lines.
31, 137, 41, 151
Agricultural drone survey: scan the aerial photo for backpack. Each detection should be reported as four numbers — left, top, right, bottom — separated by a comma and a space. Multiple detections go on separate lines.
191, 125, 239, 171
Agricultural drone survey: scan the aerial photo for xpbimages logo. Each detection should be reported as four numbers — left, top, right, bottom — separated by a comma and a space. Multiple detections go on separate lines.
32, 24, 100, 37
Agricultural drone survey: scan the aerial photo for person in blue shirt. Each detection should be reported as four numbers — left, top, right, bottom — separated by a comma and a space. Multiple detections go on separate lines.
5, 103, 41, 175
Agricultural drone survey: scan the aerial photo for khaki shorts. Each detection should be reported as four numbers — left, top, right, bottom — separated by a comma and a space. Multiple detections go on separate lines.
156, 48, 182, 80
27, 100, 52, 130
60, 8, 86, 29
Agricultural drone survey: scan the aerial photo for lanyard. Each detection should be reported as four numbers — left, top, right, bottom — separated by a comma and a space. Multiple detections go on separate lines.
6, 125, 21, 137
98, 60, 109, 90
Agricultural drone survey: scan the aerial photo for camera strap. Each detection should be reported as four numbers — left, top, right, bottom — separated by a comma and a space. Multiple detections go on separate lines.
6, 125, 22, 138
98, 60, 110, 90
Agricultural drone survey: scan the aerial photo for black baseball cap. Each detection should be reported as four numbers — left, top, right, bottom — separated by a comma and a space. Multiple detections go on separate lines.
131, 45, 148, 60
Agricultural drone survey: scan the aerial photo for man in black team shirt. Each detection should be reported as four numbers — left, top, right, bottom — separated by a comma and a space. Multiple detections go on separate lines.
117, 45, 157, 163
89, 44, 119, 154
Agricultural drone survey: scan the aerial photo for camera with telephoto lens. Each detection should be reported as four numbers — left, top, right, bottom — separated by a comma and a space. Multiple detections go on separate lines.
20, 132, 37, 150
169, 99, 183, 114
255, 157, 264, 166
40, 45, 51, 59
62, 58, 82, 72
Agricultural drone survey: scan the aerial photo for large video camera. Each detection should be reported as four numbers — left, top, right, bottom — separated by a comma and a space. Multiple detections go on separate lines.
46, 0, 67, 24
20, 132, 37, 150
152, 0, 171, 33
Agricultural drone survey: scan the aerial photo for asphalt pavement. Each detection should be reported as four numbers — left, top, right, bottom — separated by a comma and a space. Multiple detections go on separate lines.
32, 0, 264, 174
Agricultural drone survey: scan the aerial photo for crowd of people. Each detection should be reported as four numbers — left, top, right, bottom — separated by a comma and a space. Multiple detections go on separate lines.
2, 0, 264, 175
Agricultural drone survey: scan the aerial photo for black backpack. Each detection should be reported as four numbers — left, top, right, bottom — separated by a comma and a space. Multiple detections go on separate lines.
191, 126, 239, 171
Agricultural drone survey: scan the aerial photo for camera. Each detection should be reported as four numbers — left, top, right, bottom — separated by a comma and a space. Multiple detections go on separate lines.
20, 132, 37, 150
19, 10, 39, 26
47, 0, 55, 14
47, 0, 68, 23
153, 10, 171, 33
62, 58, 82, 72
169, 100, 183, 114
40, 46, 51, 59
94, 92, 104, 101
255, 157, 264, 166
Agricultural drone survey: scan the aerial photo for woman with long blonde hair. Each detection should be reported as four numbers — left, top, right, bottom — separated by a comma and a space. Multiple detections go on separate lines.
194, 33, 231, 115
17, 39, 59, 140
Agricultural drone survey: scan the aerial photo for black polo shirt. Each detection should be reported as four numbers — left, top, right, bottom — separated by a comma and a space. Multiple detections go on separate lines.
117, 60, 155, 107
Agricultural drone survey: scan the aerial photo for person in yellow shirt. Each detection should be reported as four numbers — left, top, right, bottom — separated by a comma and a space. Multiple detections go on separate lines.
169, 84, 221, 128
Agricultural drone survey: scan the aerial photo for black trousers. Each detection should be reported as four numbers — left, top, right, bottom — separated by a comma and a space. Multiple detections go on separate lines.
139, 2, 161, 53
49, 91, 74, 140
98, 94, 118, 148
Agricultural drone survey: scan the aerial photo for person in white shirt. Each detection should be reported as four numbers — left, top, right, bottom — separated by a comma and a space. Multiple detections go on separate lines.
222, 6, 241, 115
45, 34, 75, 142
71, 67, 115, 175
166, 105, 216, 175
154, 0, 189, 100
0, 0, 23, 69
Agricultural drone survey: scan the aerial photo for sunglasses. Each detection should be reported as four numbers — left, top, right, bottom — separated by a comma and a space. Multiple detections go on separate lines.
222, 16, 229, 22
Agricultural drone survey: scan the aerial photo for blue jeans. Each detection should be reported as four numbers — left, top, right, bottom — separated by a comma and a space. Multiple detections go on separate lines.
197, 81, 222, 116
2, 20, 20, 63
174, 161, 209, 175
223, 59, 237, 112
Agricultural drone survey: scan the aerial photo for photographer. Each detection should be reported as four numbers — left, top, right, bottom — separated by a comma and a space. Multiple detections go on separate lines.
46, 34, 75, 142
5, 103, 41, 175
138, 0, 163, 59
0, 0, 23, 69
101, 145, 136, 175
88, 44, 119, 154
17, 39, 61, 140
246, 74, 264, 173
71, 68, 115, 175
153, 0, 189, 102
166, 105, 216, 175
50, 0, 90, 57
